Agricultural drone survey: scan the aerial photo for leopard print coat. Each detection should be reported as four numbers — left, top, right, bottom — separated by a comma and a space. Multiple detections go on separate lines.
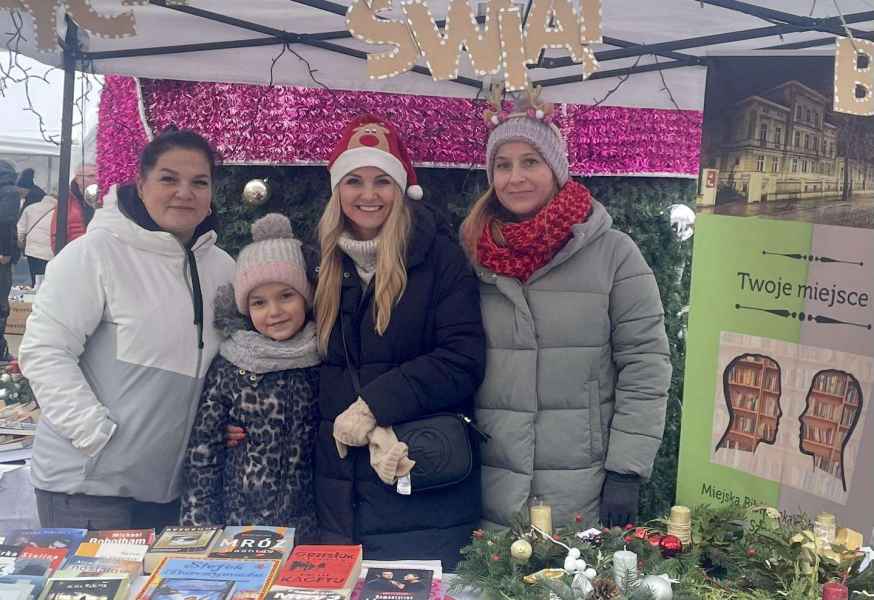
181, 289, 320, 542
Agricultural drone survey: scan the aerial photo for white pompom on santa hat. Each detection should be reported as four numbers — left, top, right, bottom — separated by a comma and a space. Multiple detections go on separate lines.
328, 114, 424, 200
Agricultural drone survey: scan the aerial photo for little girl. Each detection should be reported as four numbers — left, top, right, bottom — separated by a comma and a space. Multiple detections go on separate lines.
181, 214, 321, 541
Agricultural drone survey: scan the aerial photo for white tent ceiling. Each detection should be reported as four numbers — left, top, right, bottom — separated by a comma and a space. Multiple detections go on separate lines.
1, 1, 872, 110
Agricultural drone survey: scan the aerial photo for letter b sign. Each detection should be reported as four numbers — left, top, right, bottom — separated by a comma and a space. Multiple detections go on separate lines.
835, 37, 874, 116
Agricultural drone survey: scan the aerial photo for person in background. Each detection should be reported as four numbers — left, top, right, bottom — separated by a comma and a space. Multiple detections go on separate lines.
460, 93, 671, 531
20, 130, 234, 529
181, 213, 321, 542
51, 163, 97, 253
0, 160, 21, 361
18, 190, 57, 287
16, 168, 46, 214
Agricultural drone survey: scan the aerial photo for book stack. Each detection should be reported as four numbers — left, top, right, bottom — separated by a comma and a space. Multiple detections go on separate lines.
0, 529, 87, 597
0, 403, 38, 464
143, 527, 222, 574
136, 557, 280, 600
270, 545, 363, 600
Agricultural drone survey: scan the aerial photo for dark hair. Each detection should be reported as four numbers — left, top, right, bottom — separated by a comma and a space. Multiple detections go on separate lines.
16, 168, 35, 188
138, 128, 218, 179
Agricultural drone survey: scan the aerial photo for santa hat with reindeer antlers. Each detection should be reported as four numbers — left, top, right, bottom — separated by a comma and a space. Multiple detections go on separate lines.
328, 114, 424, 200
484, 83, 569, 187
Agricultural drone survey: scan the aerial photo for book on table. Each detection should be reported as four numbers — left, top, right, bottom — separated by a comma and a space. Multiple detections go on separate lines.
0, 580, 35, 600
36, 574, 129, 600
84, 531, 155, 547
3, 530, 86, 556
136, 557, 280, 600
144, 528, 223, 574
351, 561, 441, 600
54, 556, 143, 580
270, 546, 362, 600
208, 527, 295, 562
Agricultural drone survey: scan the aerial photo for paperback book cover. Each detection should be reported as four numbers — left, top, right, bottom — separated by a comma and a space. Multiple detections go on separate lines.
0, 581, 34, 600
20, 548, 68, 574
56, 556, 143, 579
350, 562, 441, 600
0, 547, 22, 577
208, 528, 294, 562
144, 529, 222, 574
37, 575, 127, 600
85, 531, 155, 546
274, 546, 362, 592
4, 531, 86, 553
0, 557, 53, 595
74, 543, 148, 563
266, 590, 346, 600
149, 579, 235, 600
358, 570, 432, 600
137, 558, 280, 600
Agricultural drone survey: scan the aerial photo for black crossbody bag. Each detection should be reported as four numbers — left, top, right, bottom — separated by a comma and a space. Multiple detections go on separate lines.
339, 314, 488, 492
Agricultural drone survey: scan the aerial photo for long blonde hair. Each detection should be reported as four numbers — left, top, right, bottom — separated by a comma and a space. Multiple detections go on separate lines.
314, 186, 412, 354
460, 185, 506, 263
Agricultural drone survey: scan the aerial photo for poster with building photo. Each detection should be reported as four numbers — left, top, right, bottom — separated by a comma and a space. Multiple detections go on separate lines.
698, 54, 874, 227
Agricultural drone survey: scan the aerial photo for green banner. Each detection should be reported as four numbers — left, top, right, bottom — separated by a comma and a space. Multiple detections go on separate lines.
677, 215, 873, 534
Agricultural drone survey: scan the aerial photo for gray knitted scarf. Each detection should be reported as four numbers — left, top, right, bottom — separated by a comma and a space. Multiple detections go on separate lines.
220, 321, 321, 374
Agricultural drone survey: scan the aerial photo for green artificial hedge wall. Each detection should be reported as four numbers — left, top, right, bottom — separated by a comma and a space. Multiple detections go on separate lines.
212, 165, 695, 522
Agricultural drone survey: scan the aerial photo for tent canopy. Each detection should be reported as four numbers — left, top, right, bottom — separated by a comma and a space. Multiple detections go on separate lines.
3, 1, 874, 110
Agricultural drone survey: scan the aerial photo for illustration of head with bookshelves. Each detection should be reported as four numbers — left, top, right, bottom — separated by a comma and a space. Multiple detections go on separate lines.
799, 369, 863, 492
715, 353, 783, 453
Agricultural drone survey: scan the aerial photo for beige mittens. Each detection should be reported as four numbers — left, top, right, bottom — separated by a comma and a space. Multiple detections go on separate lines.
333, 397, 377, 457
333, 397, 416, 485
368, 426, 416, 485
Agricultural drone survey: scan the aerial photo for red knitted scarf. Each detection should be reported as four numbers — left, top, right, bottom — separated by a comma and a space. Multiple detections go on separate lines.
477, 180, 592, 282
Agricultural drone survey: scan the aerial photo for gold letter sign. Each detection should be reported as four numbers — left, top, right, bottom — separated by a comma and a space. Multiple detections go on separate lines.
347, 0, 602, 87
0, 0, 143, 52
834, 36, 874, 116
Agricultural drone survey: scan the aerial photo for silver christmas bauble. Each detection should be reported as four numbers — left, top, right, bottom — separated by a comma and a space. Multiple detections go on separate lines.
84, 183, 100, 206
242, 178, 271, 207
0, 373, 10, 383
668, 204, 696, 242
640, 575, 673, 600
510, 539, 533, 562
571, 572, 594, 599
0, 389, 7, 399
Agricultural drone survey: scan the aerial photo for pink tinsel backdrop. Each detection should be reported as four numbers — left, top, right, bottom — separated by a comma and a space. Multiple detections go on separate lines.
98, 75, 702, 192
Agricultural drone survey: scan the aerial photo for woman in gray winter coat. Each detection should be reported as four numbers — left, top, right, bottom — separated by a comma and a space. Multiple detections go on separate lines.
460, 94, 671, 531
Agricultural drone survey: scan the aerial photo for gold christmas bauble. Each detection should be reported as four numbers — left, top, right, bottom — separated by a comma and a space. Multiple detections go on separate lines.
242, 178, 271, 207
510, 538, 533, 562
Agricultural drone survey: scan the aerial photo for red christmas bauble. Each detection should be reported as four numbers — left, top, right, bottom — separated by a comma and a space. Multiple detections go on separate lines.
659, 534, 683, 557
822, 582, 849, 600
575, 513, 583, 524
624, 524, 634, 531
633, 527, 648, 540
473, 529, 485, 540
746, 547, 757, 557
490, 553, 501, 562
648, 533, 663, 547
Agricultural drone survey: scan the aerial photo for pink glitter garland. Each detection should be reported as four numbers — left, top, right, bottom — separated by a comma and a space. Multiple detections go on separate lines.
96, 76, 149, 197
97, 76, 702, 189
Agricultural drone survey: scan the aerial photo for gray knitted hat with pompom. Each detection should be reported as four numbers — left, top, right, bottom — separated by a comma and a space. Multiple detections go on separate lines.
234, 213, 312, 312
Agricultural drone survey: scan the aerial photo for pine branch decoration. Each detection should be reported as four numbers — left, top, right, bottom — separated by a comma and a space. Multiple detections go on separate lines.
589, 578, 620, 600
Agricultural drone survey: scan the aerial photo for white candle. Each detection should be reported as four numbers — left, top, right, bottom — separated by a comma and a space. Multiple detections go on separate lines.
613, 549, 638, 589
